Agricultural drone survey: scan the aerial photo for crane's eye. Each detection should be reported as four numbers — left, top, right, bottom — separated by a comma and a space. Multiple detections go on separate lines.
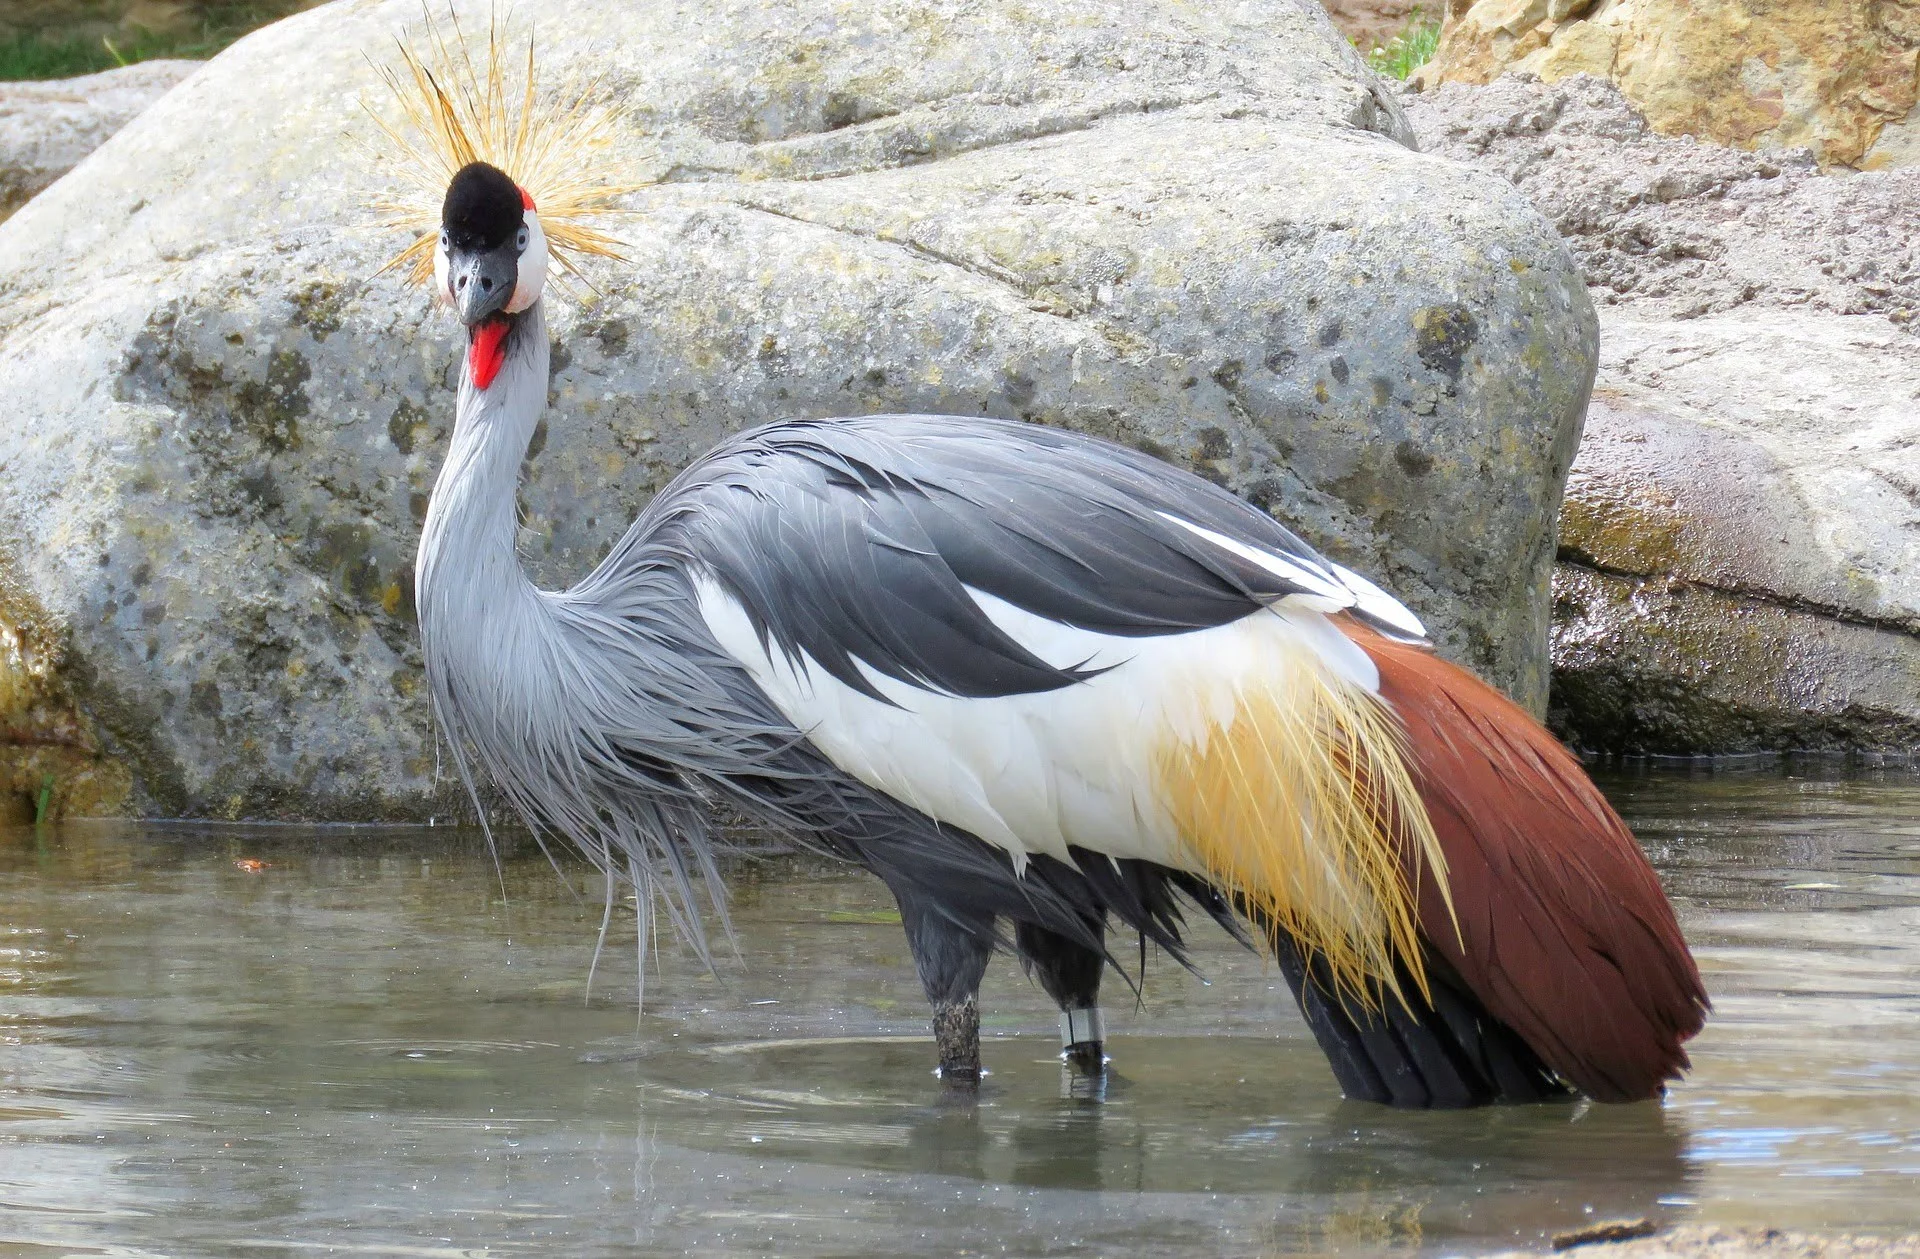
515, 225, 530, 253
439, 230, 449, 249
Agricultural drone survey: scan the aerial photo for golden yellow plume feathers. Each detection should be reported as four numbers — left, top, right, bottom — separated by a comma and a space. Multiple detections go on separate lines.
1155, 643, 1453, 1010
366, 7, 642, 288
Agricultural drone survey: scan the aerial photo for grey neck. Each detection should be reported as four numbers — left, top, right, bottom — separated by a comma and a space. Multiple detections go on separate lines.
414, 299, 557, 751
417, 302, 551, 623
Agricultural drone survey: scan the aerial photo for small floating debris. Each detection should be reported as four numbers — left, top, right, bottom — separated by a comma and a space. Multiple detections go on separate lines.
233, 858, 269, 873
1552, 1218, 1659, 1250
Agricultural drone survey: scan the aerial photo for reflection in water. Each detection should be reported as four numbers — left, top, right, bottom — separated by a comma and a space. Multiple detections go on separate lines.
0, 767, 1914, 1256
640, 1035, 1694, 1214
1601, 768, 1920, 1235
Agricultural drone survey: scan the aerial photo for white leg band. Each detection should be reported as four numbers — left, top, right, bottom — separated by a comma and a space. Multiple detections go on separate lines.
1060, 1006, 1105, 1047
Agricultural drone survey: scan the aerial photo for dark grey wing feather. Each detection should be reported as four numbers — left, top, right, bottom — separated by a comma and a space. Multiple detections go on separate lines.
623, 414, 1384, 702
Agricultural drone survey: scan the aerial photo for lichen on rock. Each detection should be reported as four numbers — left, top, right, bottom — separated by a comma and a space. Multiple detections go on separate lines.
0, 556, 133, 823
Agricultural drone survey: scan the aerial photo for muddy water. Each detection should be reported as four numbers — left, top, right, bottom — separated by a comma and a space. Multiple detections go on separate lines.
0, 768, 1915, 1256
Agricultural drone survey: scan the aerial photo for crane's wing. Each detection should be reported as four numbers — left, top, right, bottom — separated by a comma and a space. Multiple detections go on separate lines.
608, 413, 1431, 910
632, 413, 1424, 708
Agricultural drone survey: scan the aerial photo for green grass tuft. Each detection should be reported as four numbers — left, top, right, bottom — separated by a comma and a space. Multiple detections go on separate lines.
1364, 10, 1443, 81
0, 4, 321, 81
0, 33, 124, 80
33, 774, 54, 827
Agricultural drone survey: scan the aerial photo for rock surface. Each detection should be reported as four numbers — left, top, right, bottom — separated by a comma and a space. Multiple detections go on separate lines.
1416, 0, 1920, 170
0, 0, 1594, 821
1406, 74, 1920, 754
0, 60, 200, 219
1, 567, 133, 823
1550, 317, 1920, 755
1406, 74, 1920, 325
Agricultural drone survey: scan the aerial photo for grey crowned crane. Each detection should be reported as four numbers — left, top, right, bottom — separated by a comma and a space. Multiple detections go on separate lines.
377, 22, 1707, 1107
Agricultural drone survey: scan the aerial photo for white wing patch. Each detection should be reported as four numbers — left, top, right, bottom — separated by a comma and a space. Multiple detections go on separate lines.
1157, 512, 1427, 641
960, 587, 1137, 673
1328, 562, 1426, 639
693, 568, 1383, 873
1154, 513, 1351, 607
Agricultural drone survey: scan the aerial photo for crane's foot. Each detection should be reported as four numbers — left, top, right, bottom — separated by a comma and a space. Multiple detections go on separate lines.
1060, 1005, 1106, 1076
932, 996, 981, 1083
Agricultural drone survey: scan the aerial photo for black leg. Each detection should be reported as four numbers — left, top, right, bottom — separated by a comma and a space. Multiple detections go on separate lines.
896, 895, 996, 1083
1015, 918, 1107, 1073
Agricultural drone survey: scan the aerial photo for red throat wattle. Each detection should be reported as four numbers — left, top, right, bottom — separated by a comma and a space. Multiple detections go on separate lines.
468, 315, 512, 390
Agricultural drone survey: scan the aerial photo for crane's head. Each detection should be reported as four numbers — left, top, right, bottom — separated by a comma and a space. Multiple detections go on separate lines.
369, 10, 634, 384
437, 160, 547, 326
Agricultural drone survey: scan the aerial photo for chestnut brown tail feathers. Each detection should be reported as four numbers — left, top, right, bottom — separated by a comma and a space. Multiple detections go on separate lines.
1345, 624, 1708, 1103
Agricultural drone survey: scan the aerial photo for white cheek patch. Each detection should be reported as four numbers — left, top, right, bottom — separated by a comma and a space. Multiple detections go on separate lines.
506, 210, 548, 314
433, 236, 451, 306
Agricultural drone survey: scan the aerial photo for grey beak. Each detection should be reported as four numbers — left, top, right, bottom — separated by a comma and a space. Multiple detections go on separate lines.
448, 243, 518, 325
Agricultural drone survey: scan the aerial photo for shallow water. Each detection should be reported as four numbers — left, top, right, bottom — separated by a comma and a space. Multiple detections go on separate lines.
0, 768, 1916, 1257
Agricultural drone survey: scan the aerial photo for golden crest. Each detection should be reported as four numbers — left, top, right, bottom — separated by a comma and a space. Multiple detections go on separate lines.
366, 6, 640, 289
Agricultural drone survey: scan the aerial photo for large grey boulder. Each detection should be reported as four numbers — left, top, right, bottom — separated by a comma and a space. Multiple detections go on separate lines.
0, 60, 201, 220
0, 0, 1595, 820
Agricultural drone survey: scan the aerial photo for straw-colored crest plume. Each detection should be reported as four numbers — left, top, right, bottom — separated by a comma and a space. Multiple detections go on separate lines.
367, 7, 638, 289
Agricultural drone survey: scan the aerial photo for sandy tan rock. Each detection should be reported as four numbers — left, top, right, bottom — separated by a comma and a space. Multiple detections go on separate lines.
1416, 0, 1920, 169
0, 59, 199, 219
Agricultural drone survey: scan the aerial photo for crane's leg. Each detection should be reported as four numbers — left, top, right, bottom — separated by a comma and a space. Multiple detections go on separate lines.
1015, 918, 1107, 1074
897, 897, 995, 1083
